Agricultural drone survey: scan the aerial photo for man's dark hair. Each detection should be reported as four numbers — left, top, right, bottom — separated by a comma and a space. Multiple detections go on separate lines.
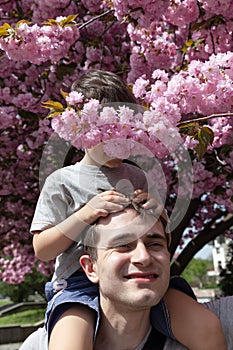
71, 69, 137, 104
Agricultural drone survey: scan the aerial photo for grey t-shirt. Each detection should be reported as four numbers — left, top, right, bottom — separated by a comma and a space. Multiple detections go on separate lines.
19, 296, 233, 350
164, 297, 233, 349
31, 162, 151, 280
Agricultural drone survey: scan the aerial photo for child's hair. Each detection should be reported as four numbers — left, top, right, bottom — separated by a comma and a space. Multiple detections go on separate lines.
71, 70, 137, 104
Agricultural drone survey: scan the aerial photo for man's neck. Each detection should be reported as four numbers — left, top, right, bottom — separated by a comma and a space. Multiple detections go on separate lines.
94, 303, 151, 350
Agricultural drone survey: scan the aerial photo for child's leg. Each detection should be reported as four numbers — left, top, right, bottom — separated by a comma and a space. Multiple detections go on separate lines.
164, 288, 227, 350
49, 304, 95, 350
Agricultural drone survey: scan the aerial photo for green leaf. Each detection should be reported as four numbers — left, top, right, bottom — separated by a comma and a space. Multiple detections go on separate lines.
41, 100, 64, 112
43, 15, 78, 28
42, 19, 59, 26
181, 38, 205, 53
181, 39, 194, 53
194, 142, 207, 160
193, 126, 214, 159
178, 121, 197, 130
0, 23, 12, 37
45, 111, 62, 119
186, 39, 194, 47
178, 122, 198, 136
59, 14, 78, 27
15, 20, 31, 30
60, 89, 69, 101
193, 38, 205, 48
198, 126, 214, 146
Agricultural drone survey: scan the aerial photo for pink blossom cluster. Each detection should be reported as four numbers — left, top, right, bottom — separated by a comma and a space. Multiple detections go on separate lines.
0, 106, 18, 129
209, 117, 233, 148
127, 23, 178, 82
0, 0, 78, 24
0, 244, 35, 284
185, 21, 233, 63
50, 92, 181, 159
192, 161, 226, 198
81, 0, 104, 12
0, 18, 80, 64
164, 0, 199, 27
79, 17, 129, 74
201, 0, 233, 20
112, 0, 170, 28
133, 52, 233, 150
31, 0, 76, 22
0, 96, 54, 284
122, 0, 233, 83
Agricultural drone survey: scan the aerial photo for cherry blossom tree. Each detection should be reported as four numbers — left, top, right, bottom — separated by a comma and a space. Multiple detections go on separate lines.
0, 0, 233, 287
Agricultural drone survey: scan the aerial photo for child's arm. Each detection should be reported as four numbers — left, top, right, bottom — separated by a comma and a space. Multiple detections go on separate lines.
49, 304, 95, 350
164, 288, 227, 350
33, 190, 129, 261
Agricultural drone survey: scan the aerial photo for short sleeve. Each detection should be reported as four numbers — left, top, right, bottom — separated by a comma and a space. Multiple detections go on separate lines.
163, 296, 233, 349
203, 296, 233, 349
30, 170, 71, 232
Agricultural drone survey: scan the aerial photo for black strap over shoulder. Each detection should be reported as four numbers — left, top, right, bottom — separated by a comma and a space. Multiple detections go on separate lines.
143, 327, 166, 349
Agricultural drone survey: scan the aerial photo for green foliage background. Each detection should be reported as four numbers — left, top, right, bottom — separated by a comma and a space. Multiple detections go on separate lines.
181, 258, 214, 288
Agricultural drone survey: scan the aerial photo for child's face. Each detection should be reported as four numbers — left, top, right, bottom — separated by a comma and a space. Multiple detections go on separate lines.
87, 143, 123, 168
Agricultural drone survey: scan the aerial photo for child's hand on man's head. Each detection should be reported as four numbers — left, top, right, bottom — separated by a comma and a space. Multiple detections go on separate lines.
132, 189, 163, 211
84, 190, 130, 222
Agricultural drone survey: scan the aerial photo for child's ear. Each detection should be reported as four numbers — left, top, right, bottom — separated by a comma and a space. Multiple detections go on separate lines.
80, 255, 99, 284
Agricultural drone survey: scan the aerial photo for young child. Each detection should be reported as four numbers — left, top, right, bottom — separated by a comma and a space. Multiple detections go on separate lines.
31, 70, 227, 350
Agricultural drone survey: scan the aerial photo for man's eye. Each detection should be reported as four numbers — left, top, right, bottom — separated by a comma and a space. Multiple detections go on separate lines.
149, 242, 163, 248
114, 244, 131, 249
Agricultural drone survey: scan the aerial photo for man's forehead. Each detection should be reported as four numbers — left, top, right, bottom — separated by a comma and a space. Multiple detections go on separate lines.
96, 210, 166, 245
98, 207, 161, 227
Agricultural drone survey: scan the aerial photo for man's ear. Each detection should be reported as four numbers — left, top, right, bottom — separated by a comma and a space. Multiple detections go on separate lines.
80, 255, 99, 284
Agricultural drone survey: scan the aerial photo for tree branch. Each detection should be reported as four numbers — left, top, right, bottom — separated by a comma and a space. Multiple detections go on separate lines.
169, 198, 200, 256
171, 213, 233, 275
177, 113, 233, 127
78, 9, 115, 30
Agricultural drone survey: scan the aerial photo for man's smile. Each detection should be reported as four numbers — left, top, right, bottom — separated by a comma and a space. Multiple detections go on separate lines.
124, 272, 159, 281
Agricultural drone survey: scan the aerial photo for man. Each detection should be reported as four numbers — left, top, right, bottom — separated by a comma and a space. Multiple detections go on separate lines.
79, 204, 232, 349
80, 203, 171, 349
20, 206, 233, 349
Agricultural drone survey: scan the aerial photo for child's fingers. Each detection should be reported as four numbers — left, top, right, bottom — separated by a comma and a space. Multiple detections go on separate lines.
87, 200, 126, 216
88, 191, 129, 212
142, 197, 159, 209
133, 190, 163, 211
133, 190, 148, 203
133, 189, 144, 195
99, 191, 130, 204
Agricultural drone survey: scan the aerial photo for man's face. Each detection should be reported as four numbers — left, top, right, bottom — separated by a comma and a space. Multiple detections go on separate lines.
90, 209, 170, 312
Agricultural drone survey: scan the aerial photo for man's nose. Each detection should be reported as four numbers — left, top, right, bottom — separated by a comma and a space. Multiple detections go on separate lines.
131, 242, 152, 265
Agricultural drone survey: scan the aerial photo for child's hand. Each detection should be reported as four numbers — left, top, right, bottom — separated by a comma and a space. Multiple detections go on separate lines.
84, 190, 130, 222
133, 189, 163, 211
